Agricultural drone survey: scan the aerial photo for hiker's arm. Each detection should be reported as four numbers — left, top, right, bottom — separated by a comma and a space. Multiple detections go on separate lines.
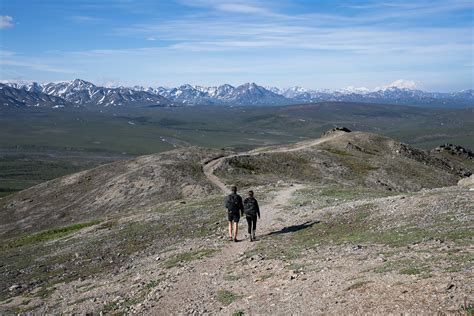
240, 197, 244, 216
256, 200, 260, 218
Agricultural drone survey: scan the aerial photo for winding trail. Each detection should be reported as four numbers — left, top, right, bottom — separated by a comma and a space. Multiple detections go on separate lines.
202, 133, 341, 193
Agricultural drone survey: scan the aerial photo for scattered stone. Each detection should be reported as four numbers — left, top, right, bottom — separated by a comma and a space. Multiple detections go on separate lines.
9, 284, 21, 291
433, 143, 474, 160
322, 126, 351, 137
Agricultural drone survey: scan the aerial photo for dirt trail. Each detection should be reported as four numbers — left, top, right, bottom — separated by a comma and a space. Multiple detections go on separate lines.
151, 183, 302, 314
202, 133, 341, 193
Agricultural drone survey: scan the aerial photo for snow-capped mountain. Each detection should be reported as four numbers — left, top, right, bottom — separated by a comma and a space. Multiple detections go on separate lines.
156, 82, 289, 106
2, 79, 171, 108
0, 83, 70, 108
1, 79, 473, 108
226, 83, 289, 105
159, 84, 213, 105
264, 85, 474, 108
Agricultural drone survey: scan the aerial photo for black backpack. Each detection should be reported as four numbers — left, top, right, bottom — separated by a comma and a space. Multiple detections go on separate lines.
226, 194, 240, 213
244, 198, 258, 216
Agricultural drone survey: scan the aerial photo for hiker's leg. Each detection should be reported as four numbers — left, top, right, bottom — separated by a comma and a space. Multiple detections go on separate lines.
234, 221, 239, 239
253, 215, 257, 233
228, 221, 233, 238
246, 216, 252, 234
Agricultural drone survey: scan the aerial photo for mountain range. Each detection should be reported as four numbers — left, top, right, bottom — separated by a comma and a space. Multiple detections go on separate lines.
1, 79, 473, 108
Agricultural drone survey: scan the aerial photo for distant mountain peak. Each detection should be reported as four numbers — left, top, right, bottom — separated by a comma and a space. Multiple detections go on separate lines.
377, 79, 419, 91
1, 78, 473, 108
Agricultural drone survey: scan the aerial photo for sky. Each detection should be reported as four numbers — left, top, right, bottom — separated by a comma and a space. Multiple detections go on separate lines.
0, 0, 473, 91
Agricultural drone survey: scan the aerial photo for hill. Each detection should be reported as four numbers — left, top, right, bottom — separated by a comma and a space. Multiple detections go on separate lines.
0, 129, 472, 314
0, 147, 227, 238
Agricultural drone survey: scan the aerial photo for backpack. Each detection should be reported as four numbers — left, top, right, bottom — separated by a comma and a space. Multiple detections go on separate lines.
244, 198, 258, 216
226, 194, 240, 213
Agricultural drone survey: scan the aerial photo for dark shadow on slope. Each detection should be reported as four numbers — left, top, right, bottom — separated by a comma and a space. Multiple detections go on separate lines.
266, 221, 320, 236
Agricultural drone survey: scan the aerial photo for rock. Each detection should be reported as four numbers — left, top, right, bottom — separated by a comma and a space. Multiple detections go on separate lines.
458, 175, 474, 188
433, 143, 474, 160
155, 256, 161, 261
446, 284, 455, 291
322, 127, 351, 137
9, 284, 21, 291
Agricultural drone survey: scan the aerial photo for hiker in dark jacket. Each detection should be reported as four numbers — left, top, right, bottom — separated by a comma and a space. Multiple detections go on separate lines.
224, 185, 244, 242
243, 190, 260, 241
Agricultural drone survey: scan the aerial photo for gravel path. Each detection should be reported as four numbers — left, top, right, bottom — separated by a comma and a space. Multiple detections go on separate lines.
149, 183, 302, 314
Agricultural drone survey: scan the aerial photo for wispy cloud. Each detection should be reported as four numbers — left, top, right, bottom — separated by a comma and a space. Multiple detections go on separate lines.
114, 0, 472, 56
70, 15, 104, 24
179, 0, 281, 16
0, 50, 79, 74
0, 16, 14, 29
116, 16, 472, 56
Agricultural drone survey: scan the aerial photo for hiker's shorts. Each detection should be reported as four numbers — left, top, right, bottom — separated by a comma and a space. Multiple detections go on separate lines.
228, 212, 240, 222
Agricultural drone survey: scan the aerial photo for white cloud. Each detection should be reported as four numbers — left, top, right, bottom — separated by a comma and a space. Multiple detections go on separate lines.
0, 16, 13, 29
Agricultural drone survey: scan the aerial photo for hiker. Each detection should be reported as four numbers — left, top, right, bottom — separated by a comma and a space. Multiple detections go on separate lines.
225, 185, 244, 242
243, 190, 260, 241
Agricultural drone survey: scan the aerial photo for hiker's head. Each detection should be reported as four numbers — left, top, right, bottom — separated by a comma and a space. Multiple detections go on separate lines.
248, 190, 254, 197
230, 185, 237, 193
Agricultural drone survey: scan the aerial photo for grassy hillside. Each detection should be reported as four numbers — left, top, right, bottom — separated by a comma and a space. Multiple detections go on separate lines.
215, 131, 471, 190
0, 147, 228, 238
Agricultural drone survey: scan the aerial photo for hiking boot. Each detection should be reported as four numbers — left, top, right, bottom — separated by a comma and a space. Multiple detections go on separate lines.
249, 235, 253, 242
229, 236, 233, 241
234, 238, 239, 242
252, 233, 256, 240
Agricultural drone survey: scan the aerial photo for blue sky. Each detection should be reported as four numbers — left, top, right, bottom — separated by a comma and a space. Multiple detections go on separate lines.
0, 0, 473, 91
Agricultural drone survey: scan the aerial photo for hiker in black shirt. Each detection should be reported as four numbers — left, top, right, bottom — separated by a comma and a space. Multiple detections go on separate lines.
224, 185, 244, 242
243, 190, 260, 241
